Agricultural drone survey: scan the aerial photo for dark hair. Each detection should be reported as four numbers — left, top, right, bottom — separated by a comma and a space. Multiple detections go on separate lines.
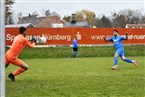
114, 30, 118, 33
19, 27, 26, 34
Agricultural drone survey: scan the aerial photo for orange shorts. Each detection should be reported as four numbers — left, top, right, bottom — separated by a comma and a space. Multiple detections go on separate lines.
5, 54, 24, 66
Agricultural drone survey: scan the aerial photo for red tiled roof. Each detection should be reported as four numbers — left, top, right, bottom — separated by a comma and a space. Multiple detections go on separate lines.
36, 16, 65, 28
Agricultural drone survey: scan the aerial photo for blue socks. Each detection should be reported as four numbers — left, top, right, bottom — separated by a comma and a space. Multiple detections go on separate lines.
114, 57, 118, 66
124, 58, 133, 63
73, 51, 78, 57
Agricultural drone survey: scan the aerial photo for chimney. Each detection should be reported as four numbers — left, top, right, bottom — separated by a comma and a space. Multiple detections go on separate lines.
18, 17, 21, 21
71, 13, 76, 24
29, 14, 31, 18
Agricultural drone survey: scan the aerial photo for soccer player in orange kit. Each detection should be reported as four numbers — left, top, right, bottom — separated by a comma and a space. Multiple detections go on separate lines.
5, 27, 37, 81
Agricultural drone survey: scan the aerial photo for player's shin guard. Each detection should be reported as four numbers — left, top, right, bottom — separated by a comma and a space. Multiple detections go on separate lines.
114, 57, 118, 66
124, 58, 133, 63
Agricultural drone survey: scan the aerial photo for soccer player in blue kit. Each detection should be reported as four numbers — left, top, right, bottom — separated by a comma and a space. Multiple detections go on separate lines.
72, 35, 78, 58
103, 30, 137, 70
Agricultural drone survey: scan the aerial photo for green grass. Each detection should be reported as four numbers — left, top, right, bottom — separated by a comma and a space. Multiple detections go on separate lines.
6, 57, 145, 97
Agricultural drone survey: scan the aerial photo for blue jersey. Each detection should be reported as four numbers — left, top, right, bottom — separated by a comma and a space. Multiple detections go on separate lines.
72, 38, 78, 48
108, 35, 125, 50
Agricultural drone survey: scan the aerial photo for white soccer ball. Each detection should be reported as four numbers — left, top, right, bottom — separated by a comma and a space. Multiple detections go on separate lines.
40, 37, 47, 44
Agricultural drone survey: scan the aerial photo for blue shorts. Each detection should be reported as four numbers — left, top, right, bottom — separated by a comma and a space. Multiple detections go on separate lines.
116, 47, 125, 58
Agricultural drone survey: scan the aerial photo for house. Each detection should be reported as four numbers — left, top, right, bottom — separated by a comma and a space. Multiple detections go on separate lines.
18, 14, 65, 28
18, 14, 45, 26
5, 23, 34, 28
125, 24, 145, 28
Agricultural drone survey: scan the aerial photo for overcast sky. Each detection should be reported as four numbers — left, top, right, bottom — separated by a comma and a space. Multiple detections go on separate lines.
12, 0, 144, 18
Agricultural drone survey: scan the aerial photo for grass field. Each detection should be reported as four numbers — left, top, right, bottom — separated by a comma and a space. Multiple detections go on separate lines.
6, 57, 144, 97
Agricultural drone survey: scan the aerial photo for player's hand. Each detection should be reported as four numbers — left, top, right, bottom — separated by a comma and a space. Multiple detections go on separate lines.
125, 32, 129, 40
103, 36, 106, 39
29, 36, 35, 42
102, 36, 108, 42
32, 43, 35, 46
34, 38, 40, 44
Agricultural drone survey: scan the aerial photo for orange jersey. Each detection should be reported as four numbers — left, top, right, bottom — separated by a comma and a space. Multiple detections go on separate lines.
6, 34, 34, 58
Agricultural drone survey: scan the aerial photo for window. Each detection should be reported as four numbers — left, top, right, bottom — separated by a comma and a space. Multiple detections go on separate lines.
52, 23, 63, 28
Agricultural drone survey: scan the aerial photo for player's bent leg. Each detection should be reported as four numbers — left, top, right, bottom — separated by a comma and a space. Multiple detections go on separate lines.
121, 56, 132, 63
121, 56, 137, 67
8, 64, 28, 82
12, 63, 29, 76
8, 58, 29, 81
9, 63, 29, 82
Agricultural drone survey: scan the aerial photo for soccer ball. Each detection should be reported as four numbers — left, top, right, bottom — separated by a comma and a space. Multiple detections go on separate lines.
40, 37, 47, 44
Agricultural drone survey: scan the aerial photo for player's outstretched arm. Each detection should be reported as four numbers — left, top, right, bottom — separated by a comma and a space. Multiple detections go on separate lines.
124, 32, 128, 40
27, 42, 35, 48
103, 36, 109, 42
25, 38, 36, 48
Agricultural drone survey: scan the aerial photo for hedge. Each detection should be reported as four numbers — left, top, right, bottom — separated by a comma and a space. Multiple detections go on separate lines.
6, 45, 145, 59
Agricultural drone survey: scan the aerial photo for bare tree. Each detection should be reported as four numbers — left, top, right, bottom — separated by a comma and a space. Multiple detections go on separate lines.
111, 9, 144, 27
141, 15, 145, 23
40, 8, 46, 17
5, 0, 15, 24
45, 10, 51, 16
92, 15, 112, 28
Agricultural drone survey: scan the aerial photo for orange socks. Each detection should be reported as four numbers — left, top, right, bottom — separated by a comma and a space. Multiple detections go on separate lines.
12, 68, 27, 76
